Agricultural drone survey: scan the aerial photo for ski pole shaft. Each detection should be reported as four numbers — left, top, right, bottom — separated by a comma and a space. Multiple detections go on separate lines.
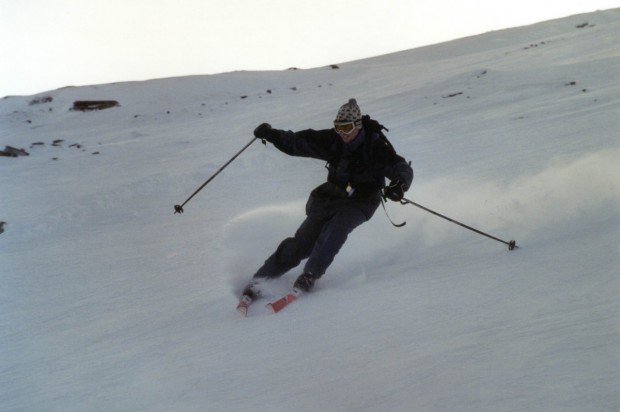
174, 137, 263, 214
401, 197, 517, 250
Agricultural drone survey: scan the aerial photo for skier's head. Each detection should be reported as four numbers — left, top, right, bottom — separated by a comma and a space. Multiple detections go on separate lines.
334, 98, 361, 124
333, 98, 362, 142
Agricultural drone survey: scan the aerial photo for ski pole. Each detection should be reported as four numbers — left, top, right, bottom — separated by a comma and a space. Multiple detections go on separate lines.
174, 137, 265, 214
400, 197, 517, 250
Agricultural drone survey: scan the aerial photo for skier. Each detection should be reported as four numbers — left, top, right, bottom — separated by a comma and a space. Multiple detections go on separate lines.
239, 98, 413, 311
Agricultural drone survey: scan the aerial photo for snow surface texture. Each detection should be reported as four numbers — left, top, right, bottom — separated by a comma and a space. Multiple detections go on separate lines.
2, 9, 619, 411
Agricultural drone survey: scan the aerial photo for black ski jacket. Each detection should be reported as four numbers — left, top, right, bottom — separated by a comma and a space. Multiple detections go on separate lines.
264, 126, 413, 220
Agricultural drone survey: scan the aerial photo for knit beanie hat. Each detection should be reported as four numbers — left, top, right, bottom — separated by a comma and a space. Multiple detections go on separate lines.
334, 98, 362, 123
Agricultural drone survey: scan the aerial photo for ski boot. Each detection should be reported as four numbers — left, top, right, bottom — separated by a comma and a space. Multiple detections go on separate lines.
293, 272, 318, 293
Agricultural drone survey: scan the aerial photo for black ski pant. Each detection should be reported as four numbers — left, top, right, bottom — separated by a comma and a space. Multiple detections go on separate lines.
253, 205, 369, 280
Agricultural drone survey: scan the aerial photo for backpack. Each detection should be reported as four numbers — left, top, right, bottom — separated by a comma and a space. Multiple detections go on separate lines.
361, 114, 389, 134
361, 115, 397, 153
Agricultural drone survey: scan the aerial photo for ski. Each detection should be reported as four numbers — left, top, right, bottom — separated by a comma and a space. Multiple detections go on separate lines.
237, 280, 304, 316
236, 295, 253, 317
237, 280, 264, 317
266, 291, 299, 313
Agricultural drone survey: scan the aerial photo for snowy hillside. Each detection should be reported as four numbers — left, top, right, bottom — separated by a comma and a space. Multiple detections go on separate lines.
2, 9, 619, 411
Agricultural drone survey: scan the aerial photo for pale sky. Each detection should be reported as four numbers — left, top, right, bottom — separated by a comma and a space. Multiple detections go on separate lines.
1, 0, 618, 97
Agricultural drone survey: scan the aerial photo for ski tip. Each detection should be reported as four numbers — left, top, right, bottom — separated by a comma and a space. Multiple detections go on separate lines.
236, 303, 249, 317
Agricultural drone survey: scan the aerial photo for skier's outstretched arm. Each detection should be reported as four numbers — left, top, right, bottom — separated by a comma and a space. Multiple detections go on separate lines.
254, 123, 335, 160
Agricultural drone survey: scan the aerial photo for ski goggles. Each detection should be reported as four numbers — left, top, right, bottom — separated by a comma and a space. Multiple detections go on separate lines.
333, 120, 361, 134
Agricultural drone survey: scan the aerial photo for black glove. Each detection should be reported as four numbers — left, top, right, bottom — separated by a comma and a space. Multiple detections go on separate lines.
384, 180, 406, 202
254, 123, 273, 139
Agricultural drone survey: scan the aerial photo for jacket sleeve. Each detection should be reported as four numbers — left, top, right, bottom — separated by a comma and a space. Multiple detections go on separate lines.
373, 138, 414, 191
265, 128, 336, 161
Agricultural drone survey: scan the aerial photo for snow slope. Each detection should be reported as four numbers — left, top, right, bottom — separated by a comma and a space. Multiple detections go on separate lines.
2, 9, 619, 411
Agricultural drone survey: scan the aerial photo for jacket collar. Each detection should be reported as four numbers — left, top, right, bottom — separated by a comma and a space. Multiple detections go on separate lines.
342, 128, 366, 153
